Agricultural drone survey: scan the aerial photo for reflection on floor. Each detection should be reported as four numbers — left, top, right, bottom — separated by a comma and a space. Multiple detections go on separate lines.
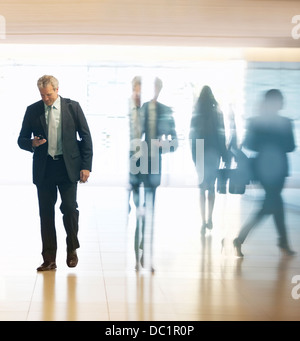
0, 184, 299, 321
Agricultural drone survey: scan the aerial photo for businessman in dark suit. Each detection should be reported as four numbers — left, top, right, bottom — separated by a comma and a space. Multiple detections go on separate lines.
18, 75, 93, 271
233, 89, 296, 257
132, 77, 178, 272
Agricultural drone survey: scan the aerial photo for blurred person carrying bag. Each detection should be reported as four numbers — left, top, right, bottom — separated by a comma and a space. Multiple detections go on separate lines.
217, 148, 256, 195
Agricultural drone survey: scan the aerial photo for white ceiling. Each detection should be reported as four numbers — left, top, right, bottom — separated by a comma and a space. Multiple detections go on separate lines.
0, 0, 300, 47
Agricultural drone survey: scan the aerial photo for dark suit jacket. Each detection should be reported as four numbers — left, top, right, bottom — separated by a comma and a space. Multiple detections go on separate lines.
134, 100, 177, 188
140, 101, 177, 146
243, 114, 295, 183
17, 96, 93, 185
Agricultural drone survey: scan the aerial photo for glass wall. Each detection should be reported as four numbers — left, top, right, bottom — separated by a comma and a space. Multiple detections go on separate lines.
1, 45, 299, 188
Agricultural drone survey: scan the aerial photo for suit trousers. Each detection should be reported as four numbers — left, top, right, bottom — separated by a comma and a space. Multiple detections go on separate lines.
36, 156, 79, 262
238, 177, 288, 247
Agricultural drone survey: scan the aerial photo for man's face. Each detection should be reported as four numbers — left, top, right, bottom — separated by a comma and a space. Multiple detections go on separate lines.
39, 84, 58, 106
133, 83, 141, 107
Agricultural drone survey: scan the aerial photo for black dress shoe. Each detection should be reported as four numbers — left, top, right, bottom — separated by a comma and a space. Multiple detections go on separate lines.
279, 245, 297, 257
37, 261, 57, 271
277, 240, 296, 256
67, 250, 78, 268
233, 238, 244, 257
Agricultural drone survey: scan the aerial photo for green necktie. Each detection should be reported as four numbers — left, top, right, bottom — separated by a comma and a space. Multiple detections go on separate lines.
48, 105, 57, 157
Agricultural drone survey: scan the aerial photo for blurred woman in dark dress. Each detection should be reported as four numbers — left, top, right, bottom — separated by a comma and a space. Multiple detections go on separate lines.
189, 85, 228, 235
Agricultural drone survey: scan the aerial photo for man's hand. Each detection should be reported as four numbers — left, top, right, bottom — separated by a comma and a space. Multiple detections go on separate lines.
80, 170, 90, 183
32, 136, 47, 147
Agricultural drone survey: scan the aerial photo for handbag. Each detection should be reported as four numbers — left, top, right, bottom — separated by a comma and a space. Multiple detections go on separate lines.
217, 165, 229, 194
228, 148, 252, 194
229, 168, 247, 194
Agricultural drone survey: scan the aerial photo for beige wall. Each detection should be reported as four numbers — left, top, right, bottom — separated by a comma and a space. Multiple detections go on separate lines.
0, 0, 300, 47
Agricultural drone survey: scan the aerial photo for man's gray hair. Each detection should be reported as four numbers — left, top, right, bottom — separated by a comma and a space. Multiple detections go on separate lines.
37, 75, 59, 90
132, 76, 141, 90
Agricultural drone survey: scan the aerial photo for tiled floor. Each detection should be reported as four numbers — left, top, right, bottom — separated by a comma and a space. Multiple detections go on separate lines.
0, 183, 300, 321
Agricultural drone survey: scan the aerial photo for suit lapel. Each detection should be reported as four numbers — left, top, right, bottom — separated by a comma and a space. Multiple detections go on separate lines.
60, 97, 68, 135
38, 101, 48, 138
153, 101, 159, 138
